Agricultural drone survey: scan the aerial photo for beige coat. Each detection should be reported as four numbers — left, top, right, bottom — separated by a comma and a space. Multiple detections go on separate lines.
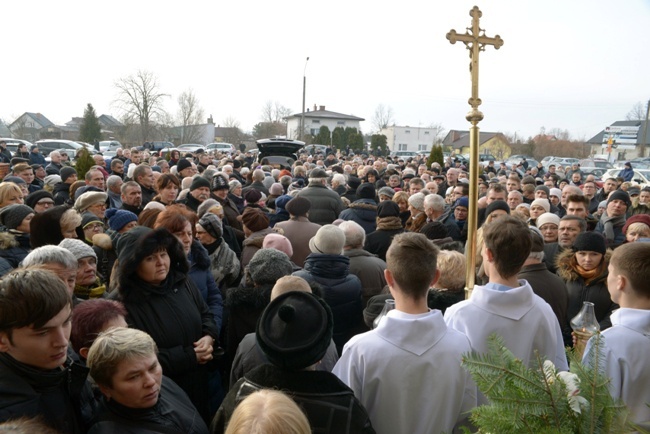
275, 217, 322, 267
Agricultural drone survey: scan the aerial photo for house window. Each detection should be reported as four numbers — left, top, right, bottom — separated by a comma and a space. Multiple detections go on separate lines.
405, 130, 410, 134
418, 144, 428, 151
337, 121, 345, 125
424, 131, 430, 135
398, 144, 408, 151
310, 129, 319, 136
312, 120, 320, 124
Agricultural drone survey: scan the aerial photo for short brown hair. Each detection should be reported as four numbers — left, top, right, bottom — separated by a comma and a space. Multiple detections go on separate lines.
156, 173, 180, 192
483, 215, 531, 278
610, 243, 650, 298
566, 194, 589, 208
154, 204, 197, 237
386, 232, 438, 297
12, 163, 32, 174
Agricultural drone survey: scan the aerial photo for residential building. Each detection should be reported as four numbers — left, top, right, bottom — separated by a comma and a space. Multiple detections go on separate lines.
586, 120, 650, 161
285, 105, 364, 140
442, 130, 511, 160
379, 126, 442, 154
8, 112, 55, 142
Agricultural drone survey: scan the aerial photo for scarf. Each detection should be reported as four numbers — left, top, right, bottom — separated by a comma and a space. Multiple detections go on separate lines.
74, 277, 105, 299
375, 216, 403, 231
600, 214, 626, 241
570, 255, 606, 286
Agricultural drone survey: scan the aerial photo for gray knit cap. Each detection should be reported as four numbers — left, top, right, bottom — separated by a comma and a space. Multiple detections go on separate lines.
59, 238, 97, 260
248, 248, 293, 285
0, 204, 34, 230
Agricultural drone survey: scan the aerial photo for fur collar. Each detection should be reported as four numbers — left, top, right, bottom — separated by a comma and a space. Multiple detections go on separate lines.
0, 232, 18, 249
226, 283, 273, 309
556, 248, 611, 282
190, 239, 210, 269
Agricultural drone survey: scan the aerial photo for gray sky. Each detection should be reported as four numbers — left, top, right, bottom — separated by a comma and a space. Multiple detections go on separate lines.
3, 0, 649, 141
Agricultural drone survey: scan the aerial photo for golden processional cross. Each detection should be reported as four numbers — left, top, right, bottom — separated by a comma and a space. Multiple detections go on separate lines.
446, 6, 503, 299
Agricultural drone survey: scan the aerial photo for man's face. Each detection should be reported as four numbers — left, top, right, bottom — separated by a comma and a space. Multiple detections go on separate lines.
50, 153, 61, 163
558, 220, 582, 248
548, 165, 556, 173
606, 199, 627, 217
0, 304, 71, 370
566, 201, 587, 219
180, 166, 198, 178
93, 156, 106, 167
190, 187, 210, 202
35, 167, 46, 179
130, 152, 141, 164
16, 169, 35, 185
534, 190, 548, 199
77, 257, 97, 287
137, 168, 155, 189
571, 173, 581, 184
65, 173, 78, 185
506, 179, 520, 192
446, 170, 458, 184
639, 190, 650, 205
389, 177, 400, 188
453, 186, 465, 201
87, 171, 105, 190
409, 183, 423, 195
109, 179, 123, 194
603, 179, 617, 193
112, 162, 124, 175
486, 190, 506, 204
507, 192, 522, 210
122, 186, 142, 207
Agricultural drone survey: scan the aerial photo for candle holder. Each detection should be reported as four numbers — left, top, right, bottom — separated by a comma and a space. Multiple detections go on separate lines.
570, 301, 600, 358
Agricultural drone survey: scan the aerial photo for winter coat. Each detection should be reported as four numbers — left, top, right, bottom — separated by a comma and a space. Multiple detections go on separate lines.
242, 181, 269, 197
295, 183, 345, 225
294, 254, 363, 353
53, 182, 71, 205
0, 352, 94, 433
87, 376, 209, 434
268, 208, 290, 227
240, 227, 275, 269
46, 162, 63, 175
224, 283, 273, 361
0, 231, 30, 269
556, 249, 618, 330
213, 195, 242, 232
29, 151, 46, 166
228, 193, 245, 214
212, 364, 375, 434
339, 199, 378, 234
204, 239, 240, 294
189, 240, 224, 332
618, 167, 634, 182
364, 217, 404, 262
274, 216, 322, 267
344, 248, 387, 306
92, 233, 117, 288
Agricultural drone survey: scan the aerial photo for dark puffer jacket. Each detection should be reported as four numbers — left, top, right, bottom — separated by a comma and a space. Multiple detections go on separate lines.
189, 240, 224, 332
0, 231, 30, 269
293, 254, 363, 353
556, 249, 618, 330
53, 182, 71, 205
212, 364, 375, 434
295, 183, 344, 225
339, 199, 378, 234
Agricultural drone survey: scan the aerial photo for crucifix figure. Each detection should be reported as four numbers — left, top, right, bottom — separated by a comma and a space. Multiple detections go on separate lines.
446, 6, 503, 299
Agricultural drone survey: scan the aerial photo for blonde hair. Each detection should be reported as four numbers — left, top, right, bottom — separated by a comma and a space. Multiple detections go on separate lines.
434, 250, 466, 292
392, 191, 409, 205
60, 208, 82, 233
271, 276, 311, 300
626, 222, 650, 237
0, 182, 23, 207
225, 389, 311, 434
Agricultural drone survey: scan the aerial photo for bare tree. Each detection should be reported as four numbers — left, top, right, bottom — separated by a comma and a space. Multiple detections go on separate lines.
221, 116, 246, 145
427, 122, 446, 145
626, 101, 648, 121
222, 116, 240, 130
176, 89, 205, 144
372, 104, 395, 132
260, 100, 292, 123
113, 70, 168, 143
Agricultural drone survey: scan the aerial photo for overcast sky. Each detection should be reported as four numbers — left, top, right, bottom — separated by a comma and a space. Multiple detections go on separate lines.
3, 0, 649, 141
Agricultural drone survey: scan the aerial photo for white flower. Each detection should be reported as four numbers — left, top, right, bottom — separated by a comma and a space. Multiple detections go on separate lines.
557, 371, 589, 414
543, 360, 556, 384
568, 395, 589, 414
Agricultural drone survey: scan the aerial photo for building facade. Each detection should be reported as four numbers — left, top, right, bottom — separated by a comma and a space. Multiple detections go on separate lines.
285, 105, 364, 140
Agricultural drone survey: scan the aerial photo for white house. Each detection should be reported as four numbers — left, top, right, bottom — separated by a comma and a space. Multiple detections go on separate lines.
285, 105, 364, 139
379, 125, 441, 153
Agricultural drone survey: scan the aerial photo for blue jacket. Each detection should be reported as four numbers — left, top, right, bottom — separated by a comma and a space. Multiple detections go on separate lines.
339, 199, 378, 234
29, 151, 46, 166
189, 240, 223, 332
618, 166, 634, 182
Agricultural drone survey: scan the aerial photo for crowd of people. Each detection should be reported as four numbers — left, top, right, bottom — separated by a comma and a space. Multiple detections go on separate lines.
0, 138, 648, 433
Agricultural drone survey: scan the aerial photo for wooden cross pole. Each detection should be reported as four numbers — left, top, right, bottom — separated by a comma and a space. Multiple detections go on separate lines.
447, 6, 503, 300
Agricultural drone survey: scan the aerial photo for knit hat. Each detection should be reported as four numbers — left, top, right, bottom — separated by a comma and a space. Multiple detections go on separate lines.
408, 192, 425, 212
378, 186, 396, 198
598, 200, 607, 209
228, 180, 242, 193
485, 200, 510, 217
455, 197, 469, 208
622, 214, 650, 235
530, 199, 550, 213
346, 176, 362, 191
607, 190, 631, 208
256, 291, 333, 371
309, 224, 345, 255
3, 176, 25, 185
25, 190, 54, 210
377, 200, 400, 218
244, 189, 262, 204
572, 232, 606, 255
549, 188, 562, 198
536, 212, 560, 229
59, 238, 97, 260
0, 204, 34, 230
535, 185, 550, 196
285, 196, 311, 216
105, 208, 138, 232
248, 248, 293, 285
60, 167, 77, 183
419, 221, 449, 240
210, 174, 229, 191
198, 213, 223, 240
74, 192, 108, 213
81, 212, 102, 229
356, 183, 376, 200
262, 233, 293, 258
269, 183, 284, 196
176, 159, 192, 173
44, 175, 62, 188
309, 168, 328, 179
241, 207, 269, 232
190, 176, 210, 191
274, 195, 292, 211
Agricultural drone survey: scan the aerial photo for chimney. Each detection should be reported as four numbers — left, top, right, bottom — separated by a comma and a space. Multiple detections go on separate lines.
313, 104, 317, 112
207, 114, 214, 124
319, 105, 325, 111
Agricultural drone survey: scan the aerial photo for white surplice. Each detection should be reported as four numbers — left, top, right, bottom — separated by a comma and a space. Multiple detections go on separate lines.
333, 309, 476, 434
583, 308, 650, 425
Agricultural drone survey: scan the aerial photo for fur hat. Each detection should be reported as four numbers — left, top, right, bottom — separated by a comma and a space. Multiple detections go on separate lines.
60, 167, 77, 183
210, 174, 229, 191
244, 189, 262, 204
25, 190, 54, 210
248, 248, 293, 285
190, 176, 210, 191
198, 213, 223, 240
105, 208, 138, 232
0, 204, 34, 230
309, 224, 345, 255
74, 192, 108, 213
285, 196, 311, 216
378, 186, 396, 198
377, 200, 400, 218
485, 200, 510, 217
44, 174, 62, 188
408, 192, 425, 212
241, 207, 269, 232
572, 231, 606, 255
356, 183, 376, 200
531, 199, 550, 213
536, 212, 560, 229
262, 233, 293, 258
622, 214, 650, 235
549, 188, 562, 198
256, 291, 333, 371
176, 159, 192, 173
607, 190, 631, 208
59, 238, 97, 260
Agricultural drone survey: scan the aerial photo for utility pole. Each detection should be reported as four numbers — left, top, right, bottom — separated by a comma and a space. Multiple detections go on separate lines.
640, 99, 650, 158
300, 57, 309, 141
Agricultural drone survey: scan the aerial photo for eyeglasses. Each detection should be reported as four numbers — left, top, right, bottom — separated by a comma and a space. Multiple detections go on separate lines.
36, 200, 55, 206
85, 223, 105, 231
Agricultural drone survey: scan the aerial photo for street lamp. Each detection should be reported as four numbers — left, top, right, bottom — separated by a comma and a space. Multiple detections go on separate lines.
301, 57, 309, 141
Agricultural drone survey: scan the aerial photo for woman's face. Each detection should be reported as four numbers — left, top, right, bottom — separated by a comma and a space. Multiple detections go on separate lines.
626, 226, 650, 242
100, 353, 162, 409
232, 185, 242, 197
1, 191, 24, 207
539, 223, 559, 243
173, 221, 193, 255
61, 224, 78, 239
77, 257, 97, 287
529, 205, 546, 219
575, 251, 603, 271
196, 223, 217, 246
367, 174, 376, 183
83, 222, 104, 242
397, 200, 408, 213
160, 184, 179, 203
119, 221, 138, 234
136, 249, 170, 285
16, 213, 34, 233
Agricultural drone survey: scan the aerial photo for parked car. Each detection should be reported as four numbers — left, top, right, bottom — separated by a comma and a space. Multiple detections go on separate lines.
392, 151, 418, 160
177, 144, 205, 153
0, 138, 35, 155
206, 142, 235, 154
602, 168, 650, 187
35, 139, 95, 157
99, 140, 123, 152
256, 138, 304, 169
303, 144, 328, 155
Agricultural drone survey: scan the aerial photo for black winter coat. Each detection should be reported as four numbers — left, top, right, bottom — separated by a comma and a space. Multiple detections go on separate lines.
339, 199, 378, 234
0, 231, 30, 269
364, 227, 404, 262
212, 364, 375, 434
295, 184, 344, 225
88, 376, 209, 434
294, 254, 363, 353
189, 240, 224, 332
53, 182, 71, 205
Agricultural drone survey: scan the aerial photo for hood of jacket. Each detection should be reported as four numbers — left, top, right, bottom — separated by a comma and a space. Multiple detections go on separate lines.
556, 247, 611, 283
0, 231, 18, 250
303, 253, 350, 279
189, 239, 210, 270
346, 200, 377, 221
